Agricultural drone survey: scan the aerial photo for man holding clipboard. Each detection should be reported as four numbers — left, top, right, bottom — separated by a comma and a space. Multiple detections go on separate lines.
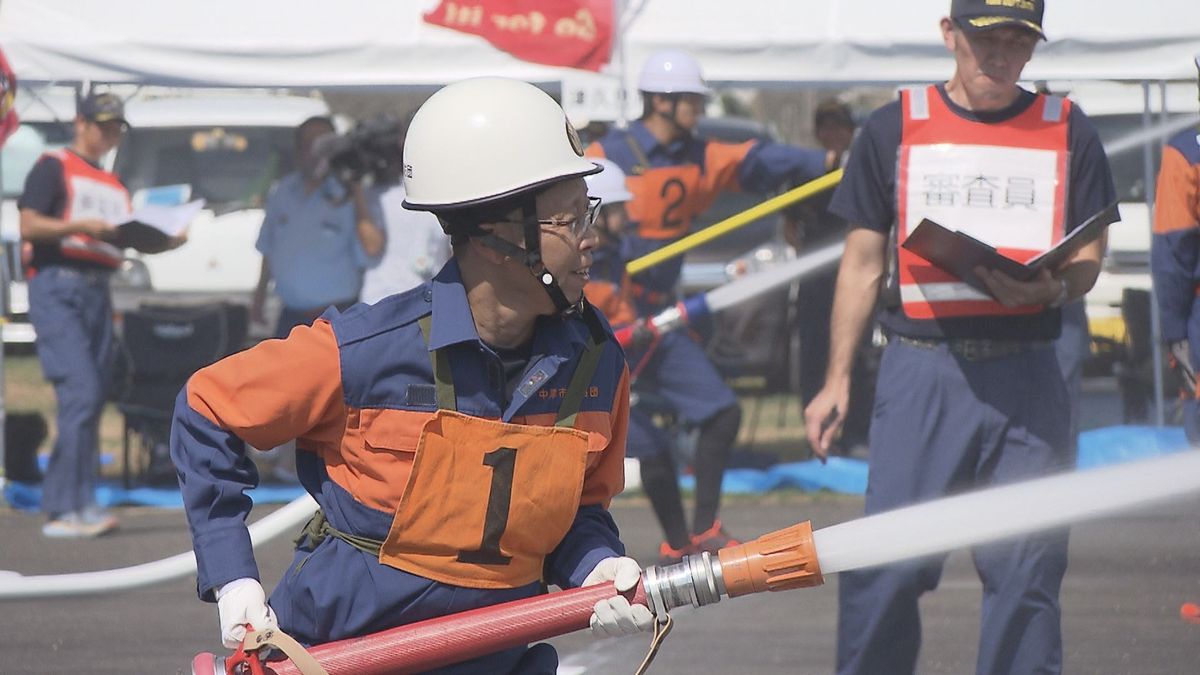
803, 1, 1118, 673
19, 92, 188, 538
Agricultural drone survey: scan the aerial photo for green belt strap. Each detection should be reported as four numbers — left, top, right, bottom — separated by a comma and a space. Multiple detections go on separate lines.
624, 132, 650, 175
555, 337, 605, 428
417, 314, 456, 411
295, 509, 384, 558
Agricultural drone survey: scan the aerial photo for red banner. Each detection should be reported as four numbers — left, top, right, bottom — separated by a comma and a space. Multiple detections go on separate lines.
0, 47, 18, 148
424, 0, 614, 73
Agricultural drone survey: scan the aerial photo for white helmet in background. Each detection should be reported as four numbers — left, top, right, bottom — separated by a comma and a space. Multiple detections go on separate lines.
403, 77, 599, 211
637, 49, 711, 96
584, 158, 632, 204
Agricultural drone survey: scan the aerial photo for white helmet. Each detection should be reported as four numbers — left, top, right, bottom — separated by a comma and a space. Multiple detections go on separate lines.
403, 77, 600, 211
637, 49, 711, 96
584, 158, 632, 204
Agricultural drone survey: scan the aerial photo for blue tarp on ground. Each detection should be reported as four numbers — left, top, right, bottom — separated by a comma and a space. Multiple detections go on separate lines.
1074, 425, 1190, 470
2, 425, 1194, 510
679, 456, 868, 495
2, 480, 306, 512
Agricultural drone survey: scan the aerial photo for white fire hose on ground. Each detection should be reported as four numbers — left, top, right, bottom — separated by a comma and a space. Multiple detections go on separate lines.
0, 494, 318, 600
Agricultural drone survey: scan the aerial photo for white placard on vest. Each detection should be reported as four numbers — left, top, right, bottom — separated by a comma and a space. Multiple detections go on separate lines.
68, 175, 132, 224
903, 144, 1062, 250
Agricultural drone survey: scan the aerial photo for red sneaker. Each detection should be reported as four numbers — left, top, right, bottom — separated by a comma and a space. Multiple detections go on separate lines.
657, 540, 694, 566
690, 520, 739, 554
1182, 602, 1200, 625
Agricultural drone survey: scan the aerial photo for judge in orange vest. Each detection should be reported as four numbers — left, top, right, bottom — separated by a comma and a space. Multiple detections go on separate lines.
804, 2, 1116, 672
19, 92, 184, 538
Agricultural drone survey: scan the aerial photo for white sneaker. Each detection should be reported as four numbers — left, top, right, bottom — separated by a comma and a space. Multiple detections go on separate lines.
80, 506, 120, 534
42, 510, 119, 538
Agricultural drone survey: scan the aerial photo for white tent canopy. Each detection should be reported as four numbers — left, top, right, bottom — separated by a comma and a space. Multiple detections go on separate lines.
1, 0, 1198, 89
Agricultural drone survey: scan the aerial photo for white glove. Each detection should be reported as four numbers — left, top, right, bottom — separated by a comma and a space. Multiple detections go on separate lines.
583, 556, 654, 638
216, 577, 279, 649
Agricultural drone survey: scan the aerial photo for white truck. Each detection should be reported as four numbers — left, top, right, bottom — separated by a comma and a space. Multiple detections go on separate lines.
1, 87, 332, 343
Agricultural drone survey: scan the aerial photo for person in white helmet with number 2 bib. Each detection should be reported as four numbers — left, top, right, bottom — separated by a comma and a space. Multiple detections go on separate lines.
171, 77, 651, 673
587, 49, 839, 566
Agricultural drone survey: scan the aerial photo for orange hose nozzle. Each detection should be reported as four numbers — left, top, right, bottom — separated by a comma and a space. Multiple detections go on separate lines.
717, 521, 824, 597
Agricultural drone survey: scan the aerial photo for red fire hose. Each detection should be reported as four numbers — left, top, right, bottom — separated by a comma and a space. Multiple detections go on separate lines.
193, 521, 821, 675
195, 580, 645, 675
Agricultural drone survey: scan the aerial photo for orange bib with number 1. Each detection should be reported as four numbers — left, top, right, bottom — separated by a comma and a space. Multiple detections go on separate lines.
378, 409, 593, 589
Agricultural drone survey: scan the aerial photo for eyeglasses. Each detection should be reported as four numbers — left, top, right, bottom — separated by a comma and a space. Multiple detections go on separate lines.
537, 196, 602, 237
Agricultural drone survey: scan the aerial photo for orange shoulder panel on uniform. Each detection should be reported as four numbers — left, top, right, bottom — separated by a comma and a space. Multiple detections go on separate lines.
581, 365, 629, 507
1154, 145, 1200, 235
585, 142, 607, 159
701, 140, 756, 198
584, 280, 637, 326
186, 319, 347, 454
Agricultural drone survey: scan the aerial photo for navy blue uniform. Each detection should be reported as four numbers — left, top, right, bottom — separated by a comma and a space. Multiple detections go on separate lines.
20, 152, 122, 519
828, 84, 1115, 675
173, 260, 630, 672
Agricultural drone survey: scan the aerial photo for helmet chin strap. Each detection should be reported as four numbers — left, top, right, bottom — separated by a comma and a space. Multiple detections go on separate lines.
479, 202, 579, 315
655, 93, 687, 134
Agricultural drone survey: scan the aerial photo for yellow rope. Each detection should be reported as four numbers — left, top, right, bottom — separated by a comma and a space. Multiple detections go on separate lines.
625, 169, 844, 276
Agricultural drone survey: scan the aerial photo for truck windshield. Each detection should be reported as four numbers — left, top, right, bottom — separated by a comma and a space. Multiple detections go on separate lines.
114, 126, 295, 213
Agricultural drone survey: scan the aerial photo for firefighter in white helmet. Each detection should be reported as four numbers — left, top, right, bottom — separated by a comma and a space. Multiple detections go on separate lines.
173, 77, 651, 673
587, 50, 839, 564
582, 157, 639, 327
1153, 52, 1200, 444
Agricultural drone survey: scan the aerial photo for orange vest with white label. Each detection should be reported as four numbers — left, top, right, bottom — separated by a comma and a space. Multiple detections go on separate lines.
896, 85, 1069, 319
49, 148, 129, 269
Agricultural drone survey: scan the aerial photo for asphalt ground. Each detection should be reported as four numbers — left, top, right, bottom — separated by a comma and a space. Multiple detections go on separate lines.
1, 487, 1197, 675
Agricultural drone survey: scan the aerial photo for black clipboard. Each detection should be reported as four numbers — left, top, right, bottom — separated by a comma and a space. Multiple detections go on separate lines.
107, 221, 176, 254
901, 201, 1120, 296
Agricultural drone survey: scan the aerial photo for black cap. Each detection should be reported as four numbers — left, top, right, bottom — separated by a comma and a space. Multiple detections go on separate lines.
78, 92, 129, 127
951, 0, 1045, 40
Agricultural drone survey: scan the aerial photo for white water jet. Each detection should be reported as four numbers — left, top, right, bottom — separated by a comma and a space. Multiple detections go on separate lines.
1103, 113, 1200, 157
705, 241, 844, 312
813, 451, 1200, 574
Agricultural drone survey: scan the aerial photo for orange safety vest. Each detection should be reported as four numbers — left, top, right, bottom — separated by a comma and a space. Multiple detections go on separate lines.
49, 148, 129, 269
896, 85, 1069, 319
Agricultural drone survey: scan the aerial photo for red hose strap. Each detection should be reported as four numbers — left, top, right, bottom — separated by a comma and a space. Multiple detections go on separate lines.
223, 625, 327, 675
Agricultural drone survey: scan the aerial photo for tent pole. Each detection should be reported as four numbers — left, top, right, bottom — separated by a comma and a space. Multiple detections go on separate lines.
614, 0, 629, 128
1142, 81, 1165, 426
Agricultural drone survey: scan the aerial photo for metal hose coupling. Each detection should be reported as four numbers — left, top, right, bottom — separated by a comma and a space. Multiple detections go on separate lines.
642, 521, 824, 616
